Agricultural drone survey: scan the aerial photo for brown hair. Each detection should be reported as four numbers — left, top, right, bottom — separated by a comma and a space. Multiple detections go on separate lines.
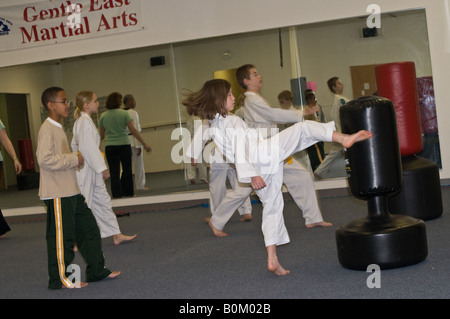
105, 92, 122, 110
182, 79, 231, 120
327, 77, 339, 93
277, 90, 293, 102
235, 64, 255, 90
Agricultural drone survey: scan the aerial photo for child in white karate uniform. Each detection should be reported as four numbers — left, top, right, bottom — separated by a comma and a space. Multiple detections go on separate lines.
71, 91, 136, 245
182, 79, 372, 276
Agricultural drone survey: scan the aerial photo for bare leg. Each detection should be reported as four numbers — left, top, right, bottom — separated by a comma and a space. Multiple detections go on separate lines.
332, 130, 372, 148
267, 245, 290, 276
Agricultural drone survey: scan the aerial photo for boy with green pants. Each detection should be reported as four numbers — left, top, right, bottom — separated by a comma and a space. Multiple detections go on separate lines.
37, 87, 120, 289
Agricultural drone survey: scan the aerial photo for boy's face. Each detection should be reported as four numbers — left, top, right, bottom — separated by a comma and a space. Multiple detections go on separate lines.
244, 68, 263, 92
279, 98, 292, 110
48, 91, 70, 120
333, 79, 344, 94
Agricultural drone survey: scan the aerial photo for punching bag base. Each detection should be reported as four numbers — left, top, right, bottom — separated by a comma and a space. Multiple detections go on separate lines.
389, 155, 442, 221
336, 214, 427, 270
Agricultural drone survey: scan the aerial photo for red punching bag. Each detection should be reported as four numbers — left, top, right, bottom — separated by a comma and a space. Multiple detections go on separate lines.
18, 138, 35, 171
375, 62, 423, 156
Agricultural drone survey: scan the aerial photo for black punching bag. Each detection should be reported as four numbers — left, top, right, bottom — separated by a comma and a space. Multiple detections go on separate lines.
335, 96, 427, 270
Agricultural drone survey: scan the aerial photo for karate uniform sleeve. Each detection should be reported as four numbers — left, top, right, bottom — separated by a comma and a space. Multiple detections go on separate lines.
76, 118, 107, 174
245, 94, 303, 124
229, 118, 260, 183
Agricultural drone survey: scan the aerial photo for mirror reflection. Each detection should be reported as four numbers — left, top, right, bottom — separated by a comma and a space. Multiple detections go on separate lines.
0, 8, 440, 209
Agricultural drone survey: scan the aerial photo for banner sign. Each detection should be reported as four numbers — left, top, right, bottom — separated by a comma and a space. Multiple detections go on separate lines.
0, 0, 143, 52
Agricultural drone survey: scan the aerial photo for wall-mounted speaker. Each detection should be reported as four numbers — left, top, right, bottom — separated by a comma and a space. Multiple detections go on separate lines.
362, 27, 378, 38
150, 56, 166, 67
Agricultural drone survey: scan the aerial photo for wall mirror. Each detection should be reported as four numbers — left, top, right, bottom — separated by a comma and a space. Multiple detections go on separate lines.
0, 8, 439, 208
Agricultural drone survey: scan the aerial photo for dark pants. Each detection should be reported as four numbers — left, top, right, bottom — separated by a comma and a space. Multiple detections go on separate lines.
105, 144, 134, 198
307, 142, 325, 172
44, 195, 111, 289
0, 162, 11, 236
0, 209, 11, 236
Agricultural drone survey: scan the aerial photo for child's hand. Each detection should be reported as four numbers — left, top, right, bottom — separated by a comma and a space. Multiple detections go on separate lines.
251, 176, 266, 190
102, 169, 110, 181
77, 153, 84, 168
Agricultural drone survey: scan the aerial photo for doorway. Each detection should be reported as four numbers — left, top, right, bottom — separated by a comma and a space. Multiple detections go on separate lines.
0, 93, 31, 189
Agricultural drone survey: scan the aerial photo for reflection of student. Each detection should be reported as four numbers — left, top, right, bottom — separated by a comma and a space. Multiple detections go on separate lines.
189, 118, 252, 223
303, 92, 325, 171
238, 64, 331, 228
0, 119, 22, 238
186, 114, 208, 184
314, 77, 349, 180
37, 87, 120, 289
123, 94, 148, 191
99, 92, 151, 198
183, 79, 372, 276
71, 91, 137, 245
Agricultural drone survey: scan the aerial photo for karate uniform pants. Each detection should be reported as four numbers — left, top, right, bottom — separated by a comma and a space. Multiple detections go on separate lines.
282, 158, 324, 225
211, 120, 334, 247
209, 161, 252, 217
44, 195, 111, 289
313, 142, 345, 178
131, 146, 147, 190
89, 180, 121, 238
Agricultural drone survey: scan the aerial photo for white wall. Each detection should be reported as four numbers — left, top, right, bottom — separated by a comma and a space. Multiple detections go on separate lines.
1, 0, 449, 187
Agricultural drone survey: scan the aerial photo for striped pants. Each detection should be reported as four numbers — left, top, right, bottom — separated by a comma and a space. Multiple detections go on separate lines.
44, 194, 111, 289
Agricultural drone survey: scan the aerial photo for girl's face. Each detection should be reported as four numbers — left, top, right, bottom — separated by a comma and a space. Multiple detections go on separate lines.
85, 93, 99, 115
225, 89, 235, 112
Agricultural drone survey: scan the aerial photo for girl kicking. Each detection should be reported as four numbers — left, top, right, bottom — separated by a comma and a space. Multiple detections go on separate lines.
182, 79, 372, 276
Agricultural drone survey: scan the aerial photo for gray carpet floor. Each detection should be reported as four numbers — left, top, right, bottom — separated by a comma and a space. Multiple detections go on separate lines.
1, 187, 450, 300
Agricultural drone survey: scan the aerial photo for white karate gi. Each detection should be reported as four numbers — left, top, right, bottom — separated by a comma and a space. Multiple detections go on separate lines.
185, 115, 208, 181
243, 92, 326, 225
203, 113, 334, 247
71, 112, 121, 238
189, 120, 252, 218
313, 94, 349, 178
126, 108, 147, 190
208, 151, 252, 218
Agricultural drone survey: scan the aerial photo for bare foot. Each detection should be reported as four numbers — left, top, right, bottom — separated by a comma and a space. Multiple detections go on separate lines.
108, 271, 121, 279
306, 221, 333, 228
113, 233, 137, 245
136, 187, 149, 191
208, 220, 228, 237
0, 234, 7, 239
63, 281, 88, 289
268, 258, 290, 276
240, 214, 252, 222
267, 245, 290, 276
341, 130, 373, 148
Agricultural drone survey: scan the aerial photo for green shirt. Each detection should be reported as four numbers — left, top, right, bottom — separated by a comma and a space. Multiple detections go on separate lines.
99, 109, 132, 146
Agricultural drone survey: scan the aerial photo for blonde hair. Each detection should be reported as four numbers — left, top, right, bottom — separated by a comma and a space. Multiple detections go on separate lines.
74, 91, 95, 119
